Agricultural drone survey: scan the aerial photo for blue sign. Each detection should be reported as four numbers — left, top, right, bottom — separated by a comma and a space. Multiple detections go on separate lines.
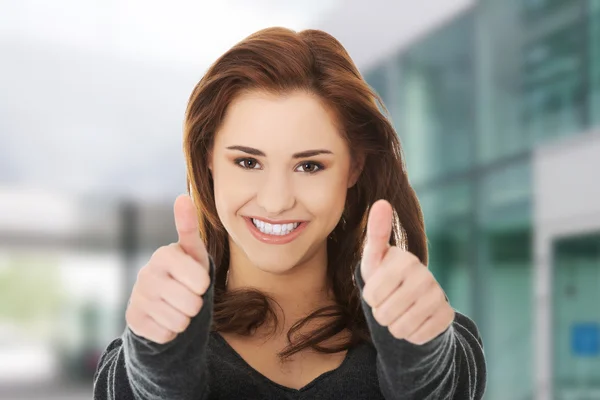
571, 323, 600, 357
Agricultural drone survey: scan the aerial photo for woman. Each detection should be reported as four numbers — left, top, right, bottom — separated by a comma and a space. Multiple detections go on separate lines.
93, 27, 486, 399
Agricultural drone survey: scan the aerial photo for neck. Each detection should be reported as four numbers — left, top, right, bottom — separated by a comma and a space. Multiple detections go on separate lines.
226, 241, 333, 332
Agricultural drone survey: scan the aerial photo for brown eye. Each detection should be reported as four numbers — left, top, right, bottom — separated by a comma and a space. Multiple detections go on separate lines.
296, 162, 323, 173
236, 158, 261, 169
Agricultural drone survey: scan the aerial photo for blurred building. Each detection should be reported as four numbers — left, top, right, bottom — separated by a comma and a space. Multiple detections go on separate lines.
319, 0, 600, 399
1, 1, 598, 400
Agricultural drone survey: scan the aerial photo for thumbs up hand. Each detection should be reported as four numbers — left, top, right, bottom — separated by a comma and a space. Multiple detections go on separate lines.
360, 200, 454, 345
126, 194, 211, 344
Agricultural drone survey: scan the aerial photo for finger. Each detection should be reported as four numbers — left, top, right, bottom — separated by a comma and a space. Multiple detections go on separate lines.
153, 246, 210, 296
371, 262, 433, 325
362, 249, 405, 309
362, 248, 419, 308
361, 199, 393, 281
139, 268, 204, 317
143, 297, 191, 334
406, 307, 455, 345
126, 303, 176, 344
160, 277, 204, 318
370, 268, 429, 327
174, 194, 208, 266
388, 287, 444, 340
136, 316, 177, 344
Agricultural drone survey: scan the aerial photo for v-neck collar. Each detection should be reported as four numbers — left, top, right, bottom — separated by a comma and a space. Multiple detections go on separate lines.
211, 332, 356, 393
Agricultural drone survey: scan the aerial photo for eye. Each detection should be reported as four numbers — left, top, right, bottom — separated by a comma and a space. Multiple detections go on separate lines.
235, 157, 261, 170
296, 161, 324, 174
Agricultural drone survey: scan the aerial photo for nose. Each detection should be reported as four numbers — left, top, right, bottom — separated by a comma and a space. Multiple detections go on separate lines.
256, 170, 295, 215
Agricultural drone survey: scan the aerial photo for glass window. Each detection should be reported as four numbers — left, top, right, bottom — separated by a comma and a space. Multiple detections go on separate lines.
521, 5, 587, 142
552, 232, 600, 398
590, 0, 600, 127
476, 0, 526, 163
426, 222, 473, 316
484, 227, 534, 400
478, 160, 532, 226
522, 0, 581, 21
476, 159, 534, 400
418, 181, 473, 315
394, 13, 476, 187
476, 0, 587, 164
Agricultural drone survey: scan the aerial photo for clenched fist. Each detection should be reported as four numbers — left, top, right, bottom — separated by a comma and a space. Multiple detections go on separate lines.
125, 194, 211, 344
361, 200, 454, 345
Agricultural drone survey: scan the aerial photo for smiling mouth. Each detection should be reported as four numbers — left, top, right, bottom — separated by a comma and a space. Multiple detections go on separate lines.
250, 218, 302, 236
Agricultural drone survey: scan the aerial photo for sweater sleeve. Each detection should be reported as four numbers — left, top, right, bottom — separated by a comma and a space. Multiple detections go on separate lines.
354, 265, 487, 400
92, 259, 216, 400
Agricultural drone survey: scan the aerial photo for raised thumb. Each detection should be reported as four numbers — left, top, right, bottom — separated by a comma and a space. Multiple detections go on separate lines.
361, 199, 393, 281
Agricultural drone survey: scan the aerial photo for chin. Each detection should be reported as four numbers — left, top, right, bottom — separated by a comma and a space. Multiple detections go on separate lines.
245, 249, 302, 275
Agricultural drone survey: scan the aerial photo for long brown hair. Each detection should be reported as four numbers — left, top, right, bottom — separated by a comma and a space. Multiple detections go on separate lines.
183, 27, 427, 359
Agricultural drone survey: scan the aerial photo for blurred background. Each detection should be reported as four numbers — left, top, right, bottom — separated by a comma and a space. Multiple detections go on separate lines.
0, 0, 598, 399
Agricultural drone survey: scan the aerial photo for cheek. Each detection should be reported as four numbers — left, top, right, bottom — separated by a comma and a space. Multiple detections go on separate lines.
298, 171, 348, 226
212, 165, 255, 222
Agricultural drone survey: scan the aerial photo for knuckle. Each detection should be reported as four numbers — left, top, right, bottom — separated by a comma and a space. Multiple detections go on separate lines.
172, 314, 190, 333
389, 324, 405, 339
390, 247, 417, 265
136, 265, 151, 282
414, 268, 433, 287
128, 316, 150, 339
404, 250, 421, 265
153, 332, 171, 344
190, 297, 204, 315
151, 246, 167, 261
202, 269, 212, 291
386, 246, 402, 257
362, 286, 375, 305
149, 320, 170, 343
374, 304, 392, 326
158, 302, 187, 333
446, 307, 456, 323
125, 303, 136, 320
151, 336, 165, 344
372, 308, 385, 325
192, 268, 210, 295
152, 245, 174, 265
126, 292, 143, 314
434, 289, 446, 305
189, 268, 204, 293
410, 335, 427, 345
125, 309, 137, 331
136, 270, 161, 298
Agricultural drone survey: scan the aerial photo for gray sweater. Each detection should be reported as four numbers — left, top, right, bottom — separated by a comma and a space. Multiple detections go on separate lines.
93, 261, 486, 399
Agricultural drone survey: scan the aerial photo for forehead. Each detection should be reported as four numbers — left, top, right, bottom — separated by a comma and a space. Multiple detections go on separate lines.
215, 90, 346, 152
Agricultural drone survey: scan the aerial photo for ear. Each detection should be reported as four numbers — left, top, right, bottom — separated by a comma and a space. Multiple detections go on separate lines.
347, 153, 365, 188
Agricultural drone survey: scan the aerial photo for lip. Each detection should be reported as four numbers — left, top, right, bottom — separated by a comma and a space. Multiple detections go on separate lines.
246, 216, 307, 224
244, 217, 308, 245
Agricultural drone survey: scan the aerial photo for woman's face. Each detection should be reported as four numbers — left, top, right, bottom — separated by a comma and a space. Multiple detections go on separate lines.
210, 90, 360, 273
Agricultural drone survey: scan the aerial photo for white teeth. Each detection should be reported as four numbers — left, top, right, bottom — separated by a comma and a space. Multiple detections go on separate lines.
251, 219, 300, 235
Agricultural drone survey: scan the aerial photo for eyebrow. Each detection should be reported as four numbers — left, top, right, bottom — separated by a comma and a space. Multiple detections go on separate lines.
226, 145, 333, 158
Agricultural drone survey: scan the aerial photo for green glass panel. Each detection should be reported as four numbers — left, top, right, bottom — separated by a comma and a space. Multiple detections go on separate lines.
553, 232, 600, 398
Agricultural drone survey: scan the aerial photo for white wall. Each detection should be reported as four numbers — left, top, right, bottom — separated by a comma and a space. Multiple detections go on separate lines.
533, 129, 600, 400
534, 130, 600, 234
315, 0, 474, 71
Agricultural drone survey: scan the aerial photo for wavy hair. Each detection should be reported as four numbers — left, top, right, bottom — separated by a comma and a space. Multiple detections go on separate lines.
183, 27, 427, 359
